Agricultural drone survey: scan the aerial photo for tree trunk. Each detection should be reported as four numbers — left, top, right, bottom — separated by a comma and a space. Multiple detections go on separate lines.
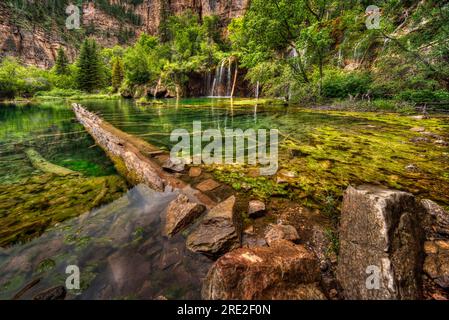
72, 103, 216, 208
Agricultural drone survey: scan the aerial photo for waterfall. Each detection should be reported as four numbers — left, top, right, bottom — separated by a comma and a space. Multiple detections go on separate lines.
217, 59, 226, 95
226, 62, 232, 97
210, 63, 220, 96
154, 77, 162, 99
210, 78, 217, 97
337, 47, 343, 66
209, 57, 234, 98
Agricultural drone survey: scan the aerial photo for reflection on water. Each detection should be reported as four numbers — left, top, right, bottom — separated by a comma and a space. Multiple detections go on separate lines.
0, 184, 211, 300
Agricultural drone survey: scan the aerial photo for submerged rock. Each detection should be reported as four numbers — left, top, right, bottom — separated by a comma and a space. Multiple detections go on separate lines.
405, 164, 419, 172
337, 185, 425, 300
33, 286, 66, 300
195, 179, 221, 192
248, 200, 266, 218
186, 196, 241, 257
424, 240, 449, 289
164, 194, 206, 237
276, 170, 297, 184
264, 224, 299, 246
410, 137, 431, 144
434, 139, 449, 146
202, 240, 325, 300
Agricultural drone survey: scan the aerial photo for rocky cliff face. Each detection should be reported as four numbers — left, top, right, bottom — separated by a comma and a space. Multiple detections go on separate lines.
0, 0, 249, 68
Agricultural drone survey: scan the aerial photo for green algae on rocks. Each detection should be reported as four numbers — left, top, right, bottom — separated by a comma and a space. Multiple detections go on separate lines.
211, 110, 449, 212
0, 173, 127, 247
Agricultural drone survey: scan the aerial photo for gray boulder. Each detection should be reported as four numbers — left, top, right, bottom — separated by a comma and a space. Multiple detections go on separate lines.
337, 185, 425, 300
264, 224, 299, 246
164, 194, 205, 237
186, 196, 241, 257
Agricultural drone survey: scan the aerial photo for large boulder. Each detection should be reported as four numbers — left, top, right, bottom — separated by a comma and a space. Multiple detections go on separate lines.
164, 194, 205, 237
337, 185, 425, 300
186, 196, 241, 257
202, 240, 325, 300
424, 240, 449, 289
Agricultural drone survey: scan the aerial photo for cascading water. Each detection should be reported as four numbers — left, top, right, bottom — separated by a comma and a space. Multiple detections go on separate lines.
209, 57, 234, 97
227, 62, 232, 97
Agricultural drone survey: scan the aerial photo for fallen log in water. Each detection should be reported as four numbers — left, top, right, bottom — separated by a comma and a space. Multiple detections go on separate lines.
72, 103, 215, 208
25, 148, 78, 176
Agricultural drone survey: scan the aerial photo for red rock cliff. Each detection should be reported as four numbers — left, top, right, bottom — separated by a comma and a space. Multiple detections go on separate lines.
0, 0, 249, 68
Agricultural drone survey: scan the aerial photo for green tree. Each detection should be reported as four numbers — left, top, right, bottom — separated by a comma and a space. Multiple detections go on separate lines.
0, 57, 24, 98
123, 33, 160, 85
54, 47, 69, 75
76, 39, 102, 92
111, 58, 124, 92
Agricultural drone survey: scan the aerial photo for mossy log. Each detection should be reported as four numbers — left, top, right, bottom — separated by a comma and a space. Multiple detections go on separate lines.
25, 148, 77, 176
72, 103, 215, 207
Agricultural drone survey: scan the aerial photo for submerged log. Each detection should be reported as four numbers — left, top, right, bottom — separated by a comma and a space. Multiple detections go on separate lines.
25, 148, 77, 176
72, 103, 215, 208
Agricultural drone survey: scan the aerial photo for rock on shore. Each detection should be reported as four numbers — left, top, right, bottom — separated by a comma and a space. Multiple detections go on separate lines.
202, 240, 325, 300
337, 185, 425, 300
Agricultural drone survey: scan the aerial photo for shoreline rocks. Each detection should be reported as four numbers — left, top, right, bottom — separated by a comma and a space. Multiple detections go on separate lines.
186, 196, 241, 258
248, 200, 266, 218
337, 185, 425, 300
264, 224, 299, 246
202, 240, 325, 300
164, 194, 206, 237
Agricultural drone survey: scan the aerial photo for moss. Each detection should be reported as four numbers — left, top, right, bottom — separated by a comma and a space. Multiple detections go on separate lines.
0, 274, 25, 293
208, 110, 449, 214
212, 167, 289, 200
108, 153, 141, 186
35, 258, 56, 274
0, 173, 127, 247
324, 228, 340, 257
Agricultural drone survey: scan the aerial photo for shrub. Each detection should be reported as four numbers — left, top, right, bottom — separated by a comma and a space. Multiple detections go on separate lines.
395, 89, 449, 103
322, 70, 371, 99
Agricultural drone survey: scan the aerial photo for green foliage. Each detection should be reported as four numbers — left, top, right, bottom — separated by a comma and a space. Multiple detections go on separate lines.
395, 89, 449, 104
111, 58, 124, 93
0, 57, 25, 99
123, 34, 160, 86
229, 0, 449, 103
0, 57, 51, 98
54, 47, 69, 75
76, 39, 103, 92
322, 70, 371, 99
